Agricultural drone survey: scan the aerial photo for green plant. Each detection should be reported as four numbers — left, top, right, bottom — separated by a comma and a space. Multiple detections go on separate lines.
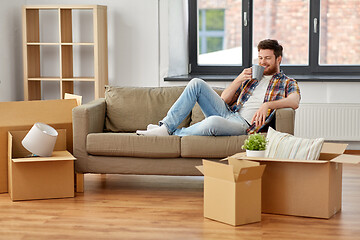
241, 133, 267, 151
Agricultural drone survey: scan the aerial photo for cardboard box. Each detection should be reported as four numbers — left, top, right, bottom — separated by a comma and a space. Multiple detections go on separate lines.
196, 159, 265, 226
8, 129, 76, 201
230, 142, 360, 219
0, 99, 77, 193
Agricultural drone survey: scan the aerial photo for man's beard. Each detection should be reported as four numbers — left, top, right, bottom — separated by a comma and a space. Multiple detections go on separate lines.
263, 64, 278, 75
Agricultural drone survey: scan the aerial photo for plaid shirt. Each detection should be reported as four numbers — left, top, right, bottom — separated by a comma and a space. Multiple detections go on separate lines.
230, 71, 300, 134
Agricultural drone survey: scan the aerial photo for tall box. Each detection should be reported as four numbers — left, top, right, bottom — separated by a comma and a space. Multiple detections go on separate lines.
8, 129, 76, 201
230, 142, 360, 219
196, 159, 265, 226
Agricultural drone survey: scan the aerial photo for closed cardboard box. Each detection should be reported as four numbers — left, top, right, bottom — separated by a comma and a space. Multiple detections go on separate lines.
196, 159, 265, 226
8, 130, 76, 201
230, 142, 360, 219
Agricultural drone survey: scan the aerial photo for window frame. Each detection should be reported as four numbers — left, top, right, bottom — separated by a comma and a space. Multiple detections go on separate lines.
188, 0, 360, 77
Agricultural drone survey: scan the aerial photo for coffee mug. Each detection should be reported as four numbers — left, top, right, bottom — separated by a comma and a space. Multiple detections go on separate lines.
252, 64, 265, 80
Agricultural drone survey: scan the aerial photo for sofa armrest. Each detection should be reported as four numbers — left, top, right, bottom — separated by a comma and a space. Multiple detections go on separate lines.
72, 98, 106, 172
275, 108, 295, 135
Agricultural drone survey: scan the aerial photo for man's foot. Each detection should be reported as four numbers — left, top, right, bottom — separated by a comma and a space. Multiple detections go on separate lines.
136, 125, 169, 136
147, 124, 160, 130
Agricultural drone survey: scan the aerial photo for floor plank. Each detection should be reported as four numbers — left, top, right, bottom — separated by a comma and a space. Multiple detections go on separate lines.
0, 164, 359, 240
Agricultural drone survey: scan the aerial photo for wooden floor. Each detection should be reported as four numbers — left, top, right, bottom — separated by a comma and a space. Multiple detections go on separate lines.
0, 164, 359, 240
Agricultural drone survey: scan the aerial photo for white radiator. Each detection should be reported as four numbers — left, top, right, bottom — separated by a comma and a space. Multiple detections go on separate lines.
294, 104, 360, 141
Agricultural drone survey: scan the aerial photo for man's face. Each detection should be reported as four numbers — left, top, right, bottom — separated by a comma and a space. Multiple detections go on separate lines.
258, 49, 282, 75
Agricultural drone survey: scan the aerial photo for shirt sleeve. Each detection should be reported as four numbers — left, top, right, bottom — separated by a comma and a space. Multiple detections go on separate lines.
286, 78, 301, 97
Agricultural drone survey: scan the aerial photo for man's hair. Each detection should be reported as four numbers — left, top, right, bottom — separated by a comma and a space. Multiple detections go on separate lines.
257, 39, 283, 58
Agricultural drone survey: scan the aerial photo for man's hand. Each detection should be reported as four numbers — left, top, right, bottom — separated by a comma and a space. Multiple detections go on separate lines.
251, 102, 270, 127
238, 67, 252, 83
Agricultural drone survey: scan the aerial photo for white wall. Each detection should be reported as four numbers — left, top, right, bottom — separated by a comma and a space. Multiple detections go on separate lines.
0, 0, 25, 102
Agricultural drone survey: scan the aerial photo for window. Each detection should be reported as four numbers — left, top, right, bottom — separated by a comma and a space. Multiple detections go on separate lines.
189, 0, 360, 77
198, 9, 225, 55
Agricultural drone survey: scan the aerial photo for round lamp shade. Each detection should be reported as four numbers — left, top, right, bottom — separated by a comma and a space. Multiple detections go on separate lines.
22, 123, 58, 157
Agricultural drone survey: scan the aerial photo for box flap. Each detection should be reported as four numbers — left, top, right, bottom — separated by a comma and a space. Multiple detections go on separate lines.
321, 142, 348, 154
229, 152, 329, 164
330, 154, 360, 164
236, 165, 266, 182
227, 157, 259, 175
195, 165, 204, 175
12, 151, 76, 163
202, 159, 234, 182
8, 132, 13, 160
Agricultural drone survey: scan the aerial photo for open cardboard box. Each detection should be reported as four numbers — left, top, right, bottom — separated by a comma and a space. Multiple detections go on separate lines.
196, 159, 265, 226
0, 99, 77, 193
229, 142, 360, 219
8, 129, 76, 201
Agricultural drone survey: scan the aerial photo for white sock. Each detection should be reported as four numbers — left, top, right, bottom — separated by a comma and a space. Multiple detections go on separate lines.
136, 125, 169, 136
147, 124, 160, 130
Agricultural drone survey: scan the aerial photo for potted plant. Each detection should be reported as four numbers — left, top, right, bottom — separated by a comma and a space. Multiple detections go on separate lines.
241, 133, 267, 157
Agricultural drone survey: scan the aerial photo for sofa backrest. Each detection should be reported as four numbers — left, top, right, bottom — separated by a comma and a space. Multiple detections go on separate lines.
104, 86, 191, 132
104, 85, 224, 132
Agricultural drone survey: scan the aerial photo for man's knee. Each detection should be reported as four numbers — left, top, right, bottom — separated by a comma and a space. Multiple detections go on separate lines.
188, 78, 206, 88
202, 116, 224, 126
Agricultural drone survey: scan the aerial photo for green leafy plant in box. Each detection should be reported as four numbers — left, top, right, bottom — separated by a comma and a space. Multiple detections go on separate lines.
241, 133, 267, 151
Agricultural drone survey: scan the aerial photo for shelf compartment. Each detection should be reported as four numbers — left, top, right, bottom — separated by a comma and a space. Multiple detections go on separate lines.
61, 45, 73, 78
72, 9, 94, 43
61, 81, 74, 98
41, 80, 61, 100
60, 9, 72, 43
39, 9, 59, 43
27, 81, 41, 100
27, 45, 40, 78
72, 45, 94, 78
40, 45, 60, 78
27, 45, 60, 79
26, 9, 39, 43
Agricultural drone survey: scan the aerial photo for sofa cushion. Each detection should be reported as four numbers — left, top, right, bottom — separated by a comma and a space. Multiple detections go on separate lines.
190, 88, 224, 125
181, 135, 248, 158
87, 133, 181, 158
105, 86, 191, 132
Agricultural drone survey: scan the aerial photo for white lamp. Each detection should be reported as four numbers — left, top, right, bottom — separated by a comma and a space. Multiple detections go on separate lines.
22, 122, 58, 157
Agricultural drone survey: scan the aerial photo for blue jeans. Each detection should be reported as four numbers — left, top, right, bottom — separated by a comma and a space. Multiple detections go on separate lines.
160, 78, 250, 136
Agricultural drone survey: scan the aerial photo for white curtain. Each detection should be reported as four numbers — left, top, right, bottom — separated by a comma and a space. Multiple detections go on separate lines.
159, 0, 189, 86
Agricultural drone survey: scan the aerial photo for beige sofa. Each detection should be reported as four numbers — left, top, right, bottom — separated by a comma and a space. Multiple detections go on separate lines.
72, 86, 295, 190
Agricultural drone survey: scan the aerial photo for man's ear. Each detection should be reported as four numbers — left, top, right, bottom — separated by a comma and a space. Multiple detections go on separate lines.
277, 56, 282, 64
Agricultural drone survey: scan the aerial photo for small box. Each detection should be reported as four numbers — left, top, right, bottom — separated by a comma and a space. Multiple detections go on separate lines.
230, 142, 360, 219
196, 159, 265, 226
8, 130, 76, 201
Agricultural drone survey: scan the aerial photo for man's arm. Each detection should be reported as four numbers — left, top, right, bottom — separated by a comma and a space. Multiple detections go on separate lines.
221, 68, 252, 104
251, 92, 300, 127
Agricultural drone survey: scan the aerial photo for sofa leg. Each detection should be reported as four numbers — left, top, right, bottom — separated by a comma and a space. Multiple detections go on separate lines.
75, 173, 84, 193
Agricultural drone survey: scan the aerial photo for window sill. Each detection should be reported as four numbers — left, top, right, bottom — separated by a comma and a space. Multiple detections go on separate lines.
164, 74, 360, 82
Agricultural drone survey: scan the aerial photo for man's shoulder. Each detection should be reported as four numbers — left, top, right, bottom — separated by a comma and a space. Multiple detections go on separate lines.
275, 71, 297, 83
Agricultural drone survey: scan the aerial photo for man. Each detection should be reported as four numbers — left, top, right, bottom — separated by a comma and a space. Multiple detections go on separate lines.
136, 39, 300, 136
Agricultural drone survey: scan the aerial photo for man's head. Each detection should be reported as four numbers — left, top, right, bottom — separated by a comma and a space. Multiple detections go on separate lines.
257, 39, 283, 75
